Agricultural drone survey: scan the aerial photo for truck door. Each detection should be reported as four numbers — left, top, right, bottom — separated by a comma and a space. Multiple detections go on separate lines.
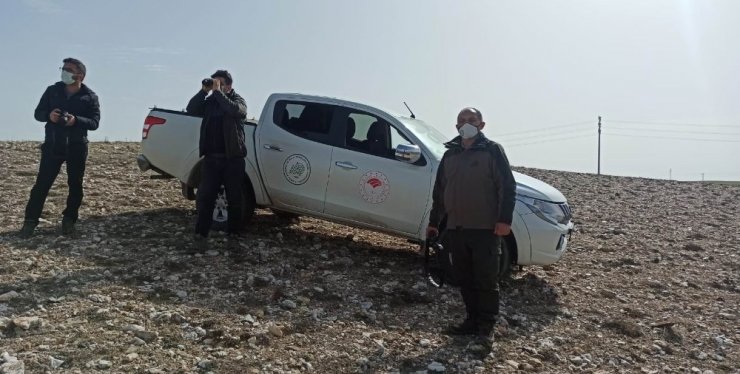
324, 109, 433, 236
256, 99, 340, 213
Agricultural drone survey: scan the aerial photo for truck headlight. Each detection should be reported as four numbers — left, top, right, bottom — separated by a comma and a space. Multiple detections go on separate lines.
517, 196, 569, 225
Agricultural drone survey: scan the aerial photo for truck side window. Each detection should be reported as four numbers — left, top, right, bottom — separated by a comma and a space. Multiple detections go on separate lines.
342, 111, 415, 161
273, 100, 334, 144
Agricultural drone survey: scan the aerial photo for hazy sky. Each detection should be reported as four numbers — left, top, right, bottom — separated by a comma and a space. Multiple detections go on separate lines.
1, 0, 738, 181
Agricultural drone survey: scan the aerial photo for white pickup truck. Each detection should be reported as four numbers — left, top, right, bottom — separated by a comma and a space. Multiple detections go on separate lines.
137, 93, 573, 273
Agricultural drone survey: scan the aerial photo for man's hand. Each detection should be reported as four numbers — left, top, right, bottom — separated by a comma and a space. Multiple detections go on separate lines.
426, 225, 439, 239
494, 223, 511, 236
64, 114, 76, 127
49, 109, 62, 123
212, 79, 222, 92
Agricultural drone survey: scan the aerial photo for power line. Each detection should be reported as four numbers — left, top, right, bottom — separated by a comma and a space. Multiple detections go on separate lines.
606, 119, 740, 128
603, 132, 740, 143
604, 126, 740, 136
495, 120, 593, 137
493, 129, 594, 142
505, 133, 594, 148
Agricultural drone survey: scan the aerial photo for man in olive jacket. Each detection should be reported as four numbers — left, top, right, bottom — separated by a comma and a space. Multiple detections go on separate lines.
20, 57, 100, 238
186, 70, 248, 239
427, 107, 516, 338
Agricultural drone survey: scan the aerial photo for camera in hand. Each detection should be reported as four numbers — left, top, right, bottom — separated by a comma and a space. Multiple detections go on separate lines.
59, 111, 71, 124
202, 78, 214, 87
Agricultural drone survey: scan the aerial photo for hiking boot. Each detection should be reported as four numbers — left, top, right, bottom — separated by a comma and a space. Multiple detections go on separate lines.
18, 221, 38, 239
61, 218, 76, 235
444, 318, 478, 335
477, 321, 495, 338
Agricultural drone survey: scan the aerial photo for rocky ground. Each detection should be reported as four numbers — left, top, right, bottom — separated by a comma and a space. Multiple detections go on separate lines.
0, 141, 738, 374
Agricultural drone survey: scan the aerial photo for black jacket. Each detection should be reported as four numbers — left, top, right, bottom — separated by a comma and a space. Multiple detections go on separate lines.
35, 82, 100, 144
186, 89, 248, 158
429, 134, 517, 229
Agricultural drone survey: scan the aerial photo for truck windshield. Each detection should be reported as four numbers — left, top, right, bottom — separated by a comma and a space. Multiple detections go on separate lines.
397, 117, 449, 161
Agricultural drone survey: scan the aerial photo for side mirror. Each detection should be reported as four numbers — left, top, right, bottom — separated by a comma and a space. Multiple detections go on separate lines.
395, 144, 422, 164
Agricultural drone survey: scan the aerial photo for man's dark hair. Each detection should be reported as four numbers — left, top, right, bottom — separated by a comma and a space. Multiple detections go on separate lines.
211, 70, 233, 85
63, 57, 86, 76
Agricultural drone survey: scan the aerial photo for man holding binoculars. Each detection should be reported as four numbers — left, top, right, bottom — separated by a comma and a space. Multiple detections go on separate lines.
19, 57, 100, 238
186, 70, 248, 243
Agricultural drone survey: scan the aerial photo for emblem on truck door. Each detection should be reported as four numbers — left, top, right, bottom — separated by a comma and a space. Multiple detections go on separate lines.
359, 171, 390, 204
283, 154, 311, 185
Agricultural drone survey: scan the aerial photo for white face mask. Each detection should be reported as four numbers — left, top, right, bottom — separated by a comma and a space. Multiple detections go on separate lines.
61, 70, 76, 85
458, 123, 479, 139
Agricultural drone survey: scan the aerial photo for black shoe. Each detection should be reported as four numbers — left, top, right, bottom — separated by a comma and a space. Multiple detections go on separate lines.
444, 318, 478, 335
18, 222, 38, 239
61, 218, 76, 235
477, 321, 494, 338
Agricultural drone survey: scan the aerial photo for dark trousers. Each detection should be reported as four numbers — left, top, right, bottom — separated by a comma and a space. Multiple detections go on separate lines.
195, 155, 245, 236
24, 142, 88, 224
444, 229, 500, 323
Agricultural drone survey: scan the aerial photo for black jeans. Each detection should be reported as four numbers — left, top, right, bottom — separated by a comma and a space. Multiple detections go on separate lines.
24, 142, 88, 224
444, 229, 501, 323
195, 155, 245, 236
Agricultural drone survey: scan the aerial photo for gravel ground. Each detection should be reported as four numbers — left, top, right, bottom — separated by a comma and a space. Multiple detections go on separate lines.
0, 141, 738, 374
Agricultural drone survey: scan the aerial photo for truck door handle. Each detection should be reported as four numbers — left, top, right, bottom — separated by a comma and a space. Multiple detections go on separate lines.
263, 144, 282, 152
335, 161, 357, 170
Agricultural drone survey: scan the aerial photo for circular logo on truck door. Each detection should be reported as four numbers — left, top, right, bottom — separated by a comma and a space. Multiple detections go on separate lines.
359, 171, 390, 204
283, 154, 311, 185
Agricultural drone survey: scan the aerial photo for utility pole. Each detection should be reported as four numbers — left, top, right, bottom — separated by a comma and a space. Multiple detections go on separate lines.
597, 116, 602, 175
669, 168, 672, 181
702, 173, 704, 182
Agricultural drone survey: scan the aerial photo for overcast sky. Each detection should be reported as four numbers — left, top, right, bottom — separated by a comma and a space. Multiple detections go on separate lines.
1, 0, 738, 181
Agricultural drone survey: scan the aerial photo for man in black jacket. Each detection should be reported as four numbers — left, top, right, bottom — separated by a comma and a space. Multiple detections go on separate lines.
186, 70, 248, 240
19, 57, 101, 238
427, 107, 516, 339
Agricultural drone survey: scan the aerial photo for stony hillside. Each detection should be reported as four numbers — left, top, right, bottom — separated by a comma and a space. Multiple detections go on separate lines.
0, 141, 737, 373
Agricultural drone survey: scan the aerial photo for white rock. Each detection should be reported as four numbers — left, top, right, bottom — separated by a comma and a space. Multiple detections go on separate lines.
206, 250, 220, 257
122, 324, 146, 333
419, 339, 431, 347
176, 290, 188, 299
197, 359, 214, 370
50, 355, 65, 369
268, 324, 284, 337
281, 299, 297, 309
12, 317, 42, 330
0, 291, 20, 301
505, 360, 520, 369
0, 358, 24, 374
0, 317, 11, 330
427, 361, 445, 372
96, 359, 112, 369
88, 294, 111, 303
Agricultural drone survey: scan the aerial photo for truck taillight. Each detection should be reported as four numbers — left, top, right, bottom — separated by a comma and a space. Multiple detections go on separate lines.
142, 116, 166, 139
